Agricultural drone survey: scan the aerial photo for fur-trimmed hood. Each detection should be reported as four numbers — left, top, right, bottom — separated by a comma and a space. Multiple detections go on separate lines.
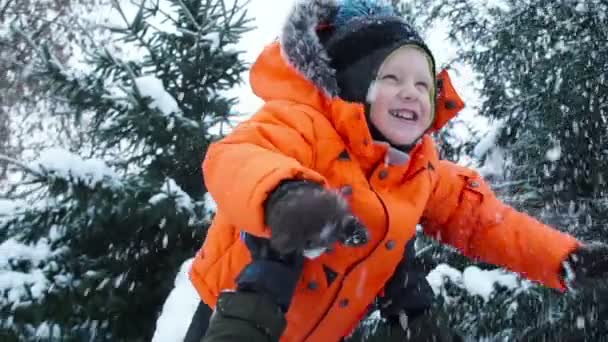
279, 0, 341, 97
249, 0, 343, 110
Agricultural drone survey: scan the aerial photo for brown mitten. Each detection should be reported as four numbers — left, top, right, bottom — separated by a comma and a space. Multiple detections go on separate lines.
563, 242, 608, 288
264, 181, 369, 256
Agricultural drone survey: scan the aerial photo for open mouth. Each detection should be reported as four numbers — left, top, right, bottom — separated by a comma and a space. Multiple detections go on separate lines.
388, 109, 418, 121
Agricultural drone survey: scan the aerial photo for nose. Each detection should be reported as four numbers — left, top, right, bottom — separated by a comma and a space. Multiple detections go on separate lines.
397, 80, 417, 101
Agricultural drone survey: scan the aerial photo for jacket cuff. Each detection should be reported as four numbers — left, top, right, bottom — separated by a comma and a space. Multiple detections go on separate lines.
235, 259, 302, 312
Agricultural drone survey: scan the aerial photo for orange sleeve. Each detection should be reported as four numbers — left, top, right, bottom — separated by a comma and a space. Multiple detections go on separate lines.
202, 102, 327, 237
423, 160, 581, 290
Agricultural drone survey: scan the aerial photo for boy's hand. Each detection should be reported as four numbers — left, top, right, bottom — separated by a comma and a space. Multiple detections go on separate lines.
562, 242, 608, 288
264, 181, 369, 256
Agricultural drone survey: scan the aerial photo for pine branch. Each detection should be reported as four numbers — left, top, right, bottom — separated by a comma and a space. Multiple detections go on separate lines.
118, 0, 180, 92
128, 0, 180, 27
110, 0, 132, 29
71, 17, 104, 51
9, 23, 47, 63
175, 0, 202, 31
1, 183, 45, 200
0, 153, 44, 178
0, 0, 15, 18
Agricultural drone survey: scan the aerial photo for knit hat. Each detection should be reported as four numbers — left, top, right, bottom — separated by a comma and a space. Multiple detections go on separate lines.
318, 1, 436, 106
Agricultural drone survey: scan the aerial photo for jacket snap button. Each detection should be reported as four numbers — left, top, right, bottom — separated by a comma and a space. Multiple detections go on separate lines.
379, 169, 389, 180
469, 180, 480, 188
338, 150, 350, 161
385, 240, 396, 250
445, 100, 457, 109
339, 299, 349, 307
308, 281, 319, 290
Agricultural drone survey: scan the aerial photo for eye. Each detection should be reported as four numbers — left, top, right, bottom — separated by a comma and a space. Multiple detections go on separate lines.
381, 74, 398, 81
416, 81, 430, 90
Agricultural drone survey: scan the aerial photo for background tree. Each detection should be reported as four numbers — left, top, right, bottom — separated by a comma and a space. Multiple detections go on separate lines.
0, 0, 113, 183
420, 0, 608, 339
0, 0, 251, 340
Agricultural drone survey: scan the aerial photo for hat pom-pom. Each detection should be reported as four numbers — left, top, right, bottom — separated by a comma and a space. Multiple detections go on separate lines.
334, 0, 395, 26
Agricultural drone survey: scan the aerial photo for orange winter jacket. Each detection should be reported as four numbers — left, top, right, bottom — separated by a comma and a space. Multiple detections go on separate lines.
190, 40, 580, 342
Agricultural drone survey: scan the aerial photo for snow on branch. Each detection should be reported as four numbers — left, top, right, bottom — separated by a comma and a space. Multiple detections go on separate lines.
0, 200, 21, 217
0, 238, 53, 308
134, 76, 180, 115
149, 178, 195, 214
0, 238, 52, 270
427, 264, 527, 302
31, 148, 122, 190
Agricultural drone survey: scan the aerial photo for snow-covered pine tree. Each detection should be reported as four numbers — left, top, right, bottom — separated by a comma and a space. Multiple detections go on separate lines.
0, 0, 251, 340
0, 0, 113, 183
423, 0, 608, 339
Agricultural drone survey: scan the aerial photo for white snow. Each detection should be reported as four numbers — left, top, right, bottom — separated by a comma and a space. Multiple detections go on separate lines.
0, 238, 53, 307
427, 264, 522, 302
103, 84, 131, 107
0, 238, 52, 269
576, 315, 585, 329
473, 119, 504, 158
462, 266, 519, 301
477, 147, 506, 178
34, 322, 62, 339
149, 193, 168, 205
151, 258, 200, 342
203, 192, 217, 220
545, 145, 562, 161
149, 178, 195, 214
32, 148, 122, 190
0, 199, 21, 216
303, 247, 327, 259
427, 263, 464, 293
203, 32, 221, 50
134, 76, 180, 115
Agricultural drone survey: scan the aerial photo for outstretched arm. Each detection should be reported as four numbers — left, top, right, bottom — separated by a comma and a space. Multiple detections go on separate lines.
422, 160, 580, 290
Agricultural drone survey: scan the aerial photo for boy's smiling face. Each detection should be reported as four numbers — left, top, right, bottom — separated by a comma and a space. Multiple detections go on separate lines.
368, 46, 434, 147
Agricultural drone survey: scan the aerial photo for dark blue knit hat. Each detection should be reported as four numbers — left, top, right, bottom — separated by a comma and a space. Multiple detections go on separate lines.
318, 0, 436, 103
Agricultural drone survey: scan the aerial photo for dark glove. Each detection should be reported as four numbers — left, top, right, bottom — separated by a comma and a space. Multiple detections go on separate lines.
264, 180, 369, 255
203, 291, 287, 342
563, 242, 608, 288
236, 233, 304, 312
378, 239, 434, 324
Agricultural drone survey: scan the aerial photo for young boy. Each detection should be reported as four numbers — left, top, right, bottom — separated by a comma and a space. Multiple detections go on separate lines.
190, 0, 608, 341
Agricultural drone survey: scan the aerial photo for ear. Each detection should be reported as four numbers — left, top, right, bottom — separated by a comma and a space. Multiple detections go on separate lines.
431, 69, 465, 131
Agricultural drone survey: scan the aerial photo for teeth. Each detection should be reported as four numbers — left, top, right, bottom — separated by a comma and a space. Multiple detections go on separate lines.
389, 110, 417, 120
